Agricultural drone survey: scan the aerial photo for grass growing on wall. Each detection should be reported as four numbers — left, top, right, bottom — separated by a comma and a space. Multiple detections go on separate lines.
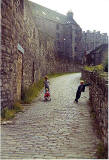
84, 64, 104, 73
21, 79, 44, 104
84, 64, 108, 79
1, 102, 23, 121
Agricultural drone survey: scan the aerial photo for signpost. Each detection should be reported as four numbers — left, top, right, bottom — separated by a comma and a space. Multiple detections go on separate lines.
17, 43, 24, 54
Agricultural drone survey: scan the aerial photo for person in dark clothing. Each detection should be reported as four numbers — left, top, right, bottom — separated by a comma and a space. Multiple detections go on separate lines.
74, 80, 91, 103
44, 76, 50, 92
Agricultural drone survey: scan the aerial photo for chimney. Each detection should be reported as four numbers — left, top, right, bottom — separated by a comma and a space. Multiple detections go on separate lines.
67, 11, 73, 21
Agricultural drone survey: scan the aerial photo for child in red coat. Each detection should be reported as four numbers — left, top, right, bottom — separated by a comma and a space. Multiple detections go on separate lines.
44, 88, 51, 101
44, 88, 50, 98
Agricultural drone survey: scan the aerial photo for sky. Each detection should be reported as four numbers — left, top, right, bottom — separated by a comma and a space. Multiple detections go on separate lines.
29, 0, 109, 35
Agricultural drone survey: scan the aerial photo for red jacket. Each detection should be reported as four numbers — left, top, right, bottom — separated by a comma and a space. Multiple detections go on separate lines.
44, 91, 50, 97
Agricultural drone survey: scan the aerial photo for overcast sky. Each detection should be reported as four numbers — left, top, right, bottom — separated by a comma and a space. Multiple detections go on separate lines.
29, 0, 109, 35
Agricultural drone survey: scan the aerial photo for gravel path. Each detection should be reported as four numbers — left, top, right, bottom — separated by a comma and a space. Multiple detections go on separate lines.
1, 73, 100, 159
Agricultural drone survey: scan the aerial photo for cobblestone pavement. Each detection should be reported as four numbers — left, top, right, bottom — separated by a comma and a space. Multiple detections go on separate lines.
1, 73, 100, 159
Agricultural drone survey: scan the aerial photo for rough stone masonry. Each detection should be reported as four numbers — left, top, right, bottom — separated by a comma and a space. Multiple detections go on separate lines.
82, 70, 108, 153
1, 0, 82, 109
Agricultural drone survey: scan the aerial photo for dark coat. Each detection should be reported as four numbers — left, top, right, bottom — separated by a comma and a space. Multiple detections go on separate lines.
75, 83, 91, 102
77, 83, 91, 93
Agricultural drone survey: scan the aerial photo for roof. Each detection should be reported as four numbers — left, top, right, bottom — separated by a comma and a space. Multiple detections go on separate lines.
28, 0, 79, 25
28, 1, 66, 24
90, 44, 108, 55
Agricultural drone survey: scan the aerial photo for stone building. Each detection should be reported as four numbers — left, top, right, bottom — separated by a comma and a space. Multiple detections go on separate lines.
1, 0, 82, 109
28, 1, 83, 61
85, 44, 108, 66
82, 30, 108, 65
82, 30, 108, 53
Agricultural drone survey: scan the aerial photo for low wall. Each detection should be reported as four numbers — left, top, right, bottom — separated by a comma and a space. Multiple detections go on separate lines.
82, 70, 108, 149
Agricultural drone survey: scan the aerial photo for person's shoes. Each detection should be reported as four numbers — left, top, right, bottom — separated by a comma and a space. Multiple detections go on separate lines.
74, 100, 78, 104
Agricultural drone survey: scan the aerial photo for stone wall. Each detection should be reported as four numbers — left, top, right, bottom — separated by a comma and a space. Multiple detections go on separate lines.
1, 0, 81, 109
0, 0, 1, 110
82, 70, 108, 149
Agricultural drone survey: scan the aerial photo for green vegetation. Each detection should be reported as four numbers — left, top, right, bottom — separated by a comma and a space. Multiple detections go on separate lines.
96, 141, 108, 159
84, 64, 104, 73
12, 102, 24, 113
84, 62, 108, 74
99, 72, 108, 78
1, 107, 15, 120
21, 79, 44, 104
1, 102, 23, 121
84, 64, 108, 80
103, 58, 108, 72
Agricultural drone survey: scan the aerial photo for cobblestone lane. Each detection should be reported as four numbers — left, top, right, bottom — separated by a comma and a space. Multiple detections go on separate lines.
1, 73, 100, 159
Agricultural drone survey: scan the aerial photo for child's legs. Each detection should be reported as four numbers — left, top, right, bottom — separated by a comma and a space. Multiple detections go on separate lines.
47, 87, 50, 91
45, 86, 49, 91
75, 92, 81, 102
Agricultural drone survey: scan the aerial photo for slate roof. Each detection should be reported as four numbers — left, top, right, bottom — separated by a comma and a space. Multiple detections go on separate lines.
28, 0, 78, 25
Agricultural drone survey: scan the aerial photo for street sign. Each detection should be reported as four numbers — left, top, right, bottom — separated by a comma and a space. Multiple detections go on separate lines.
17, 43, 24, 54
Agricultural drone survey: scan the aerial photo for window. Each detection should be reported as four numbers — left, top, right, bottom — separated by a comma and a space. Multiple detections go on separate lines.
75, 47, 77, 51
67, 21, 71, 24
14, 0, 24, 14
56, 24, 59, 30
54, 41, 57, 46
56, 33, 60, 39
57, 41, 60, 48
42, 11, 46, 15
